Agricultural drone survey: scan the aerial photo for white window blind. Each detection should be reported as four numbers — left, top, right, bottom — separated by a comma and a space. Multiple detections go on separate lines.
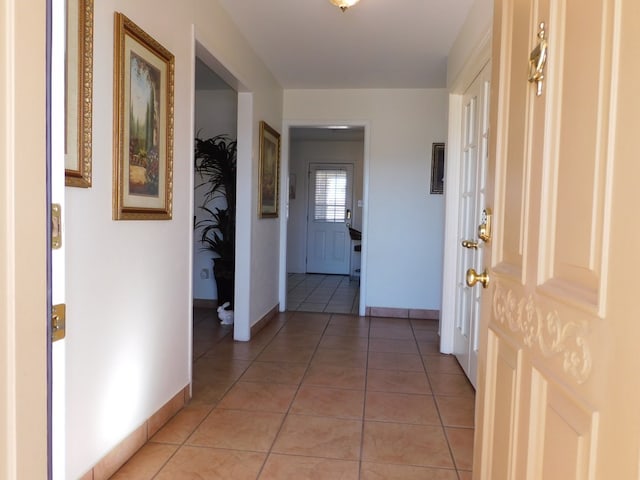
314, 169, 347, 222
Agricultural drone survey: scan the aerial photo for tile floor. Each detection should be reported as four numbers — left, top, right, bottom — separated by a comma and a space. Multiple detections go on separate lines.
112, 309, 475, 479
287, 273, 360, 314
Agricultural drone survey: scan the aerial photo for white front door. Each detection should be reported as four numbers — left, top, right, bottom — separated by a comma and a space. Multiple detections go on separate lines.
306, 163, 353, 275
474, 0, 640, 477
453, 63, 490, 387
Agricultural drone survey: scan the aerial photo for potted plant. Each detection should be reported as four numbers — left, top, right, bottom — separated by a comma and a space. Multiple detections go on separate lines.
194, 134, 236, 312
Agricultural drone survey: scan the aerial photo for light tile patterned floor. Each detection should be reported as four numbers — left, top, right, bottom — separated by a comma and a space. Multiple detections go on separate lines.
112, 309, 475, 479
287, 273, 359, 314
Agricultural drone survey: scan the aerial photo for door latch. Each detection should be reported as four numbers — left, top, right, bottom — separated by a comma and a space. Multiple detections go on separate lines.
52, 204, 61, 249
478, 208, 492, 243
51, 304, 66, 342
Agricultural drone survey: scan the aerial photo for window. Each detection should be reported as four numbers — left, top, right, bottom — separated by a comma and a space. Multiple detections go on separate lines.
314, 168, 347, 222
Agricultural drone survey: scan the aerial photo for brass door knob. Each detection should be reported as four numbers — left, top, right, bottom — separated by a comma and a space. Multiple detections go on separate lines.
461, 240, 479, 249
466, 268, 490, 288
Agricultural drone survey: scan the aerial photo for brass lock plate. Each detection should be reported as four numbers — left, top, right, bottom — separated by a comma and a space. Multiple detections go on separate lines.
52, 204, 61, 249
52, 304, 66, 342
478, 208, 492, 243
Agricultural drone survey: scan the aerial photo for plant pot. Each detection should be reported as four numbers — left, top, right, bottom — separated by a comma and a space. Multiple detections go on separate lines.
213, 258, 234, 309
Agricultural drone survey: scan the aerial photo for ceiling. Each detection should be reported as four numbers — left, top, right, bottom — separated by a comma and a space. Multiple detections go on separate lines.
215, 0, 474, 89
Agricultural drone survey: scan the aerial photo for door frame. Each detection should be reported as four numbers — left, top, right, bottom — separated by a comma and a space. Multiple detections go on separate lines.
194, 40, 254, 341
0, 0, 49, 476
279, 120, 370, 316
441, 29, 492, 353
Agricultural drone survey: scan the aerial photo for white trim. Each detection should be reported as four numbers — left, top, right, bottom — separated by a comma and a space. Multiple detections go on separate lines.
449, 29, 492, 94
187, 27, 197, 398
234, 92, 253, 341
278, 124, 290, 311
193, 39, 252, 341
440, 94, 463, 353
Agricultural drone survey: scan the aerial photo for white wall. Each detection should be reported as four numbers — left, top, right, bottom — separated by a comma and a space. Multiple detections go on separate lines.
64, 0, 282, 477
284, 90, 448, 310
193, 89, 237, 300
287, 140, 364, 273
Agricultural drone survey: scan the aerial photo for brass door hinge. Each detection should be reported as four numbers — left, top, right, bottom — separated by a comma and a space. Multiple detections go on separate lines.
52, 204, 61, 249
52, 304, 66, 342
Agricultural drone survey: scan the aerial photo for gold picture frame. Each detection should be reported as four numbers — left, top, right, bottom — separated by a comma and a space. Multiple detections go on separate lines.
258, 121, 280, 218
65, 0, 93, 187
113, 12, 174, 220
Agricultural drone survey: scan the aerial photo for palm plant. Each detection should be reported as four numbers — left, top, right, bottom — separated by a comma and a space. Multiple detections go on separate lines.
194, 135, 237, 308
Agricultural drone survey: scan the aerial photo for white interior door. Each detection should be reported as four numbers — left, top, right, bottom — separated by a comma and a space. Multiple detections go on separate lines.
474, 0, 640, 477
453, 64, 490, 388
306, 163, 353, 275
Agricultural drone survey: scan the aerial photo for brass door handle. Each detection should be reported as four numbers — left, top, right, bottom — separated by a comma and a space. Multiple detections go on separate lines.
466, 268, 490, 288
461, 240, 479, 249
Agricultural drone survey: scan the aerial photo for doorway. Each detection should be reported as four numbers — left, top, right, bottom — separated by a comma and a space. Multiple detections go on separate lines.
192, 57, 237, 309
285, 126, 365, 313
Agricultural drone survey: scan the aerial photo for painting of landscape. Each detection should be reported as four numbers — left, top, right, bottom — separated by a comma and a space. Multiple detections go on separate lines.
128, 51, 161, 197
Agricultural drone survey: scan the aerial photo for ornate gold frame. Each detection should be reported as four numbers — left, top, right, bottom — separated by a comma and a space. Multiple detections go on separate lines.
65, 0, 93, 187
113, 12, 174, 220
258, 121, 281, 218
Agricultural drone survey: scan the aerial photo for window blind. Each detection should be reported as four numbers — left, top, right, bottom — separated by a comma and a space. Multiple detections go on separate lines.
314, 169, 347, 222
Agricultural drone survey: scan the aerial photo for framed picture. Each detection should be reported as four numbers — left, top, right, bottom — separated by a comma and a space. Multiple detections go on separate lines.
258, 121, 281, 218
430, 142, 445, 194
65, 0, 93, 187
113, 12, 174, 220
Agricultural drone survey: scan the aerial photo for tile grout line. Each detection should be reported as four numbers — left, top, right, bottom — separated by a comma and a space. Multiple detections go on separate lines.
152, 313, 288, 479
357, 315, 372, 479
413, 321, 470, 478
253, 312, 333, 479
140, 311, 470, 478
149, 316, 238, 479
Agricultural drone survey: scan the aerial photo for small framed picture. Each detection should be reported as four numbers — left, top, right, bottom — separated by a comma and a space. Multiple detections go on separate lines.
258, 121, 281, 218
430, 142, 445, 194
113, 12, 174, 220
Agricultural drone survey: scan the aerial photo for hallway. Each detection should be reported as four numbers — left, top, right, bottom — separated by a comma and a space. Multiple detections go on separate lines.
112, 310, 474, 479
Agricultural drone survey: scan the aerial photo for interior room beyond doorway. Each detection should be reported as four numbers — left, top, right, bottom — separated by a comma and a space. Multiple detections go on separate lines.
286, 126, 365, 315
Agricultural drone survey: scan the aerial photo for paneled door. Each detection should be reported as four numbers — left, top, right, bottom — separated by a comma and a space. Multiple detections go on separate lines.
453, 63, 491, 388
306, 163, 353, 275
474, 0, 640, 478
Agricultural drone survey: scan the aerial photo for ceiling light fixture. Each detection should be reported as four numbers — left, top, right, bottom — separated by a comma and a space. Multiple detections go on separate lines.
329, 0, 361, 12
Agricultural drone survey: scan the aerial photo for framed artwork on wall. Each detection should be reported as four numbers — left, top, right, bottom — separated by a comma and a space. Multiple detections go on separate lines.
65, 0, 93, 187
258, 121, 281, 218
430, 142, 445, 194
113, 12, 174, 220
